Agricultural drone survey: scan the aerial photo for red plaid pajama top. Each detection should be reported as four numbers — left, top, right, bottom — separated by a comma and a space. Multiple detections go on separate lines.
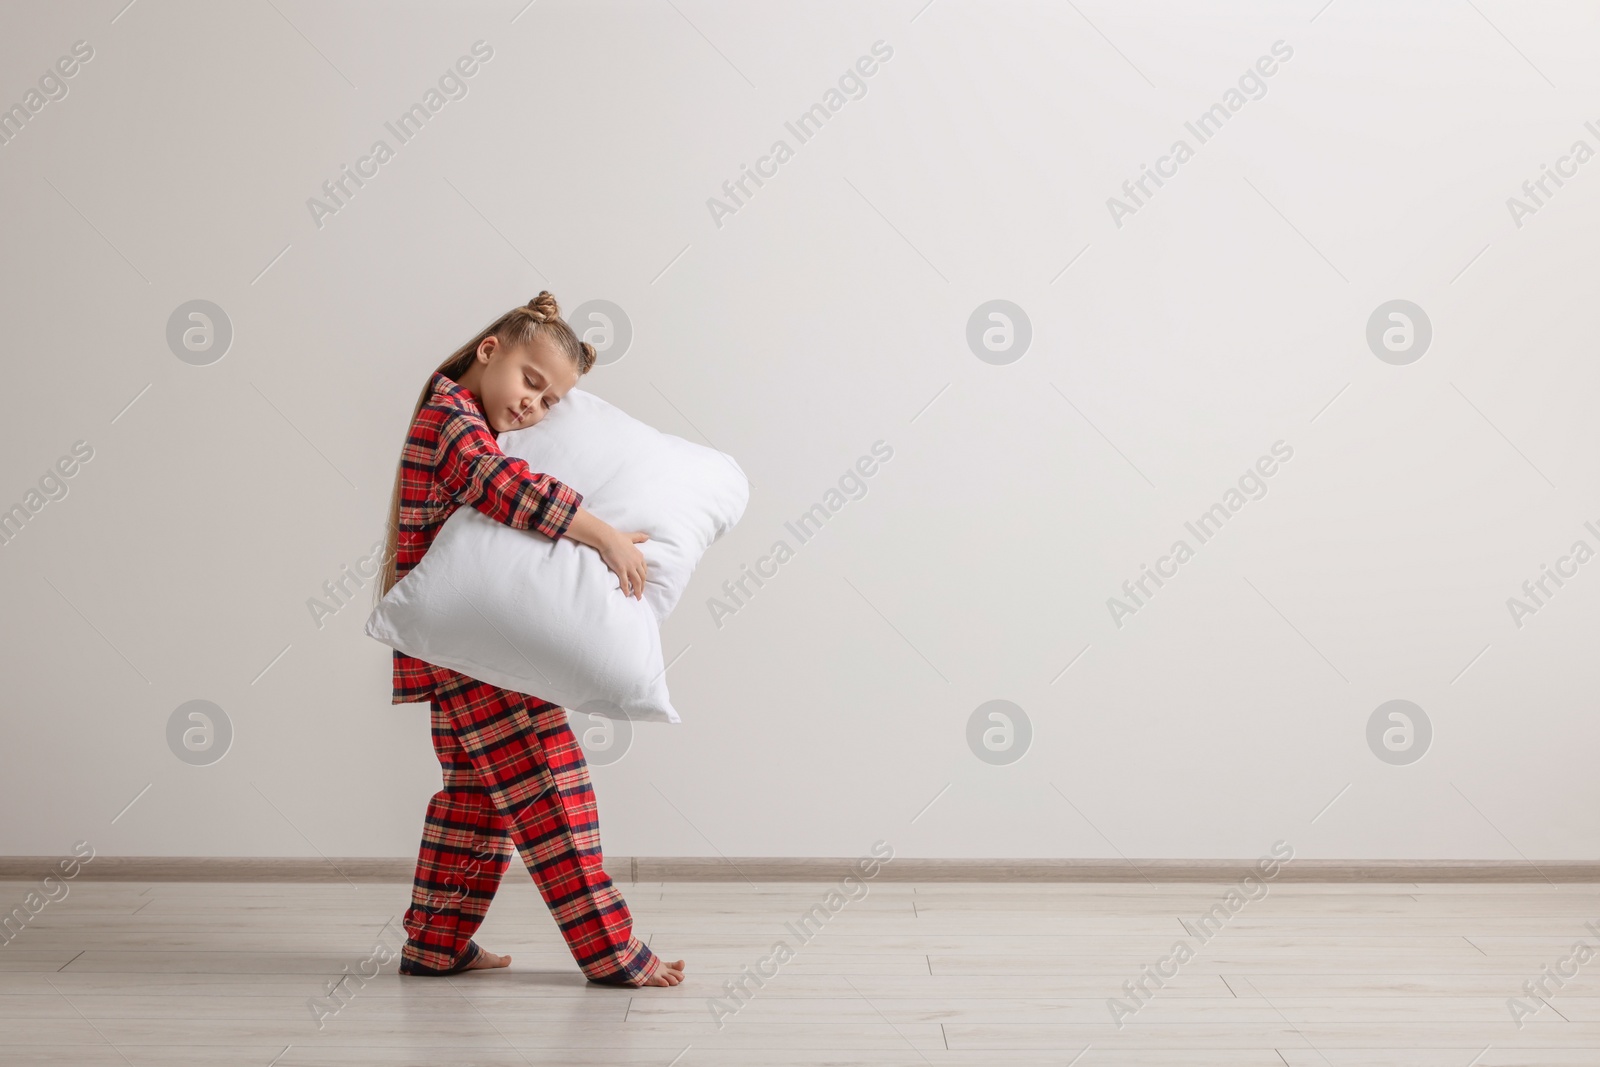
389, 370, 585, 704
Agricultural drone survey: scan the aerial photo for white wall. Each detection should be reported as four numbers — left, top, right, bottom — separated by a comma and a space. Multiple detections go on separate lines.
3, 0, 1597, 862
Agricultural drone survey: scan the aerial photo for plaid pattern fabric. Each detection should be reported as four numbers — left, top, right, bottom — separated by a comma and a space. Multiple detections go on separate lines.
390, 370, 585, 705
400, 668, 662, 985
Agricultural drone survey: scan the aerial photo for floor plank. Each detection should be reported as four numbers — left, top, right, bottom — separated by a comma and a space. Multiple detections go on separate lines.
2, 878, 1598, 1063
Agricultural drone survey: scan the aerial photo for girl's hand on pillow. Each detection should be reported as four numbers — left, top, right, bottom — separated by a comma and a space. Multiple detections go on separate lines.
598, 528, 650, 599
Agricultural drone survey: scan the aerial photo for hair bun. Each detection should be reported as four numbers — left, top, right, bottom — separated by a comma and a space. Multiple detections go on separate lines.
525, 290, 561, 323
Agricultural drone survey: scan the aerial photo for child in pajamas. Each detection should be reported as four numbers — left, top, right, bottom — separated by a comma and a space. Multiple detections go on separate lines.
375, 291, 685, 988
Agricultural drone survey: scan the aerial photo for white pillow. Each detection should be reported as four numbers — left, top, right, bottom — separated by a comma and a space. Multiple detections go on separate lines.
364, 387, 749, 723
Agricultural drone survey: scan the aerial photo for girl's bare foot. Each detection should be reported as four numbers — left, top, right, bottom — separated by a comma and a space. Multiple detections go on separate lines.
641, 958, 687, 987
466, 948, 511, 970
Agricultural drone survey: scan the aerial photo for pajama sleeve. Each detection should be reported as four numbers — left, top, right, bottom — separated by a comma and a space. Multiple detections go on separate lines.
434, 409, 584, 541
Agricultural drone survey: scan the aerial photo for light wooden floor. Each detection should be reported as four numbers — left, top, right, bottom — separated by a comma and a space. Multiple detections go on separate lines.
3, 876, 1600, 1065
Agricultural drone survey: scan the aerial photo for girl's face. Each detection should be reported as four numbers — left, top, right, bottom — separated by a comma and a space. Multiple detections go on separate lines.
460, 333, 579, 434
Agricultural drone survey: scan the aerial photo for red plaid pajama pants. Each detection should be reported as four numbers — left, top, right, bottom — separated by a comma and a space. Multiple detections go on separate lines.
399, 668, 661, 986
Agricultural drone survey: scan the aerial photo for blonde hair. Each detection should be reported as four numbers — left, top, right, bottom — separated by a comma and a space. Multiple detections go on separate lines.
375, 291, 595, 605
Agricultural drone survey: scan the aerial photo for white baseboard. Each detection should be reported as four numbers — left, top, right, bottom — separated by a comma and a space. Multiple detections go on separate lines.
2, 856, 1596, 883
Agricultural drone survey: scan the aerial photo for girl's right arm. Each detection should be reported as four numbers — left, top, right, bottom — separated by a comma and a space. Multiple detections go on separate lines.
562, 508, 649, 600
434, 409, 649, 599
435, 409, 582, 540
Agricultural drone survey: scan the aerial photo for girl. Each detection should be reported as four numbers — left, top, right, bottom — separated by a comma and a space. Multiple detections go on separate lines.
374, 291, 686, 988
